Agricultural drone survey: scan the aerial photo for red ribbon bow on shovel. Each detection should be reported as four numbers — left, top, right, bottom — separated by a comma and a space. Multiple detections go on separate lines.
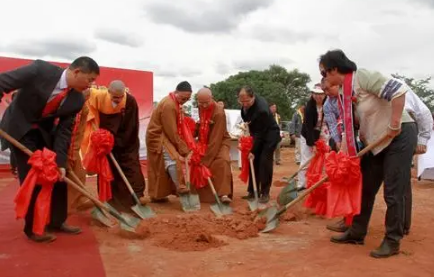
83, 129, 114, 202
14, 148, 59, 235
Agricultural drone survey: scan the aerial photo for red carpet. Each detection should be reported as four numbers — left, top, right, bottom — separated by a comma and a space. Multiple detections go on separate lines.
0, 180, 106, 277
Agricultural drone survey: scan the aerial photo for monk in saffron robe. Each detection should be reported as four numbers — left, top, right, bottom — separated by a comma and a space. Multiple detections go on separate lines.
146, 81, 193, 202
195, 88, 233, 203
82, 80, 145, 211
67, 88, 91, 212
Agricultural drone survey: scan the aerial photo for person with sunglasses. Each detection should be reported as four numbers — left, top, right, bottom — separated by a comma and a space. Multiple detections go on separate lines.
319, 49, 417, 258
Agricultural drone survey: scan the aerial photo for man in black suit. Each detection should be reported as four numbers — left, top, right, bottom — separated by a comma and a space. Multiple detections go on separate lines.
238, 86, 281, 203
0, 57, 100, 243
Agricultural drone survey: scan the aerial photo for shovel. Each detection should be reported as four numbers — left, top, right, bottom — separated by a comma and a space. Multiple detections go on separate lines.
248, 158, 260, 211
179, 158, 201, 212
276, 156, 314, 186
0, 129, 140, 233
208, 177, 233, 217
68, 170, 115, 228
90, 123, 155, 219
277, 178, 299, 207
108, 153, 155, 219
259, 135, 388, 233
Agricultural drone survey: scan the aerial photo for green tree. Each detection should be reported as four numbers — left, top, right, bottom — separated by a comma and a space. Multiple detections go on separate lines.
392, 73, 434, 111
194, 65, 311, 120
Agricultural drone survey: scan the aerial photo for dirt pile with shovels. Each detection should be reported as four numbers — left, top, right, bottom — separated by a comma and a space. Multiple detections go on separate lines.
127, 209, 268, 251
114, 201, 309, 251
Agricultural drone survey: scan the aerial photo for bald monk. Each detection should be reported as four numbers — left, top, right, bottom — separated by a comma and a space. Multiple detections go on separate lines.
195, 88, 233, 203
82, 80, 145, 211
146, 81, 193, 202
67, 88, 91, 212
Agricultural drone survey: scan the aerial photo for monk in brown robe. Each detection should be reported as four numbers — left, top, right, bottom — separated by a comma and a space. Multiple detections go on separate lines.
195, 88, 233, 203
82, 80, 145, 211
146, 81, 193, 202
67, 88, 91, 212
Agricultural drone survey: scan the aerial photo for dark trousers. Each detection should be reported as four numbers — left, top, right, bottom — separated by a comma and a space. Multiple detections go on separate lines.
248, 142, 278, 196
350, 123, 417, 245
404, 179, 412, 232
329, 138, 338, 152
10, 148, 17, 170
12, 129, 68, 237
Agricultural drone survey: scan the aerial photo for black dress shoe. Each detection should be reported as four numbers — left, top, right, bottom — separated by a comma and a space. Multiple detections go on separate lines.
404, 229, 410, 236
28, 233, 57, 243
241, 193, 254, 200
370, 240, 400, 258
150, 197, 169, 203
326, 218, 349, 233
259, 194, 270, 204
330, 230, 364, 245
48, 224, 82, 235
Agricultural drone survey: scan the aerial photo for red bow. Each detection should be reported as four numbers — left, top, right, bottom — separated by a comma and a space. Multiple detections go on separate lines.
14, 148, 59, 235
83, 129, 114, 202
238, 136, 253, 183
324, 151, 362, 224
304, 140, 330, 215
190, 143, 212, 189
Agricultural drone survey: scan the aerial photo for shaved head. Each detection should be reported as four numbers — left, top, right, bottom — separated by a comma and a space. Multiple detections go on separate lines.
109, 80, 126, 95
197, 87, 213, 109
197, 87, 212, 98
108, 80, 126, 104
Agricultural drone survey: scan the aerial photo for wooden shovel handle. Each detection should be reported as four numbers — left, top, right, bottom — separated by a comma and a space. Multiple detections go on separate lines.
0, 129, 111, 213
282, 134, 388, 211
249, 158, 259, 201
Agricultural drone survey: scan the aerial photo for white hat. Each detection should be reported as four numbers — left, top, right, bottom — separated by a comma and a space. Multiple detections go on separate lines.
311, 84, 324, 94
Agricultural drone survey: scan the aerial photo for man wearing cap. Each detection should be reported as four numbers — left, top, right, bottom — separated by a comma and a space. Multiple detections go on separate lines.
146, 81, 193, 202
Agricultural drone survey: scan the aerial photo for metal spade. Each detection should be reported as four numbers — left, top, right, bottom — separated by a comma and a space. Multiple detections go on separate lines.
68, 170, 115, 228
108, 153, 155, 219
208, 178, 232, 217
179, 158, 201, 212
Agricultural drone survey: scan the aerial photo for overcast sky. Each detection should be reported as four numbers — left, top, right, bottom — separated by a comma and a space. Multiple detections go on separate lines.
1, 0, 433, 101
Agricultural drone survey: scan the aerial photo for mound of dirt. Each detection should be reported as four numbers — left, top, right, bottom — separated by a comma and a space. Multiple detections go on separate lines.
133, 209, 266, 252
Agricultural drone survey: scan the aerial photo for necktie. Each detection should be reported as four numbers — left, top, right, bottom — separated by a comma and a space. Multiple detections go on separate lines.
41, 88, 69, 118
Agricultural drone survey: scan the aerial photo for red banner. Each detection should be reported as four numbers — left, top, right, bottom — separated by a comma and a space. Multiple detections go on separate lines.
0, 56, 153, 171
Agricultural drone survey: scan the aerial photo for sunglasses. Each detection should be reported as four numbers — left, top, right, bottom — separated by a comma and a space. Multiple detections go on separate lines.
320, 69, 327, 77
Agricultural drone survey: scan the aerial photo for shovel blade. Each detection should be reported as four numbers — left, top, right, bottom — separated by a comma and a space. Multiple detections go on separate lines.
188, 193, 201, 211
248, 199, 259, 211
180, 193, 201, 212
277, 179, 298, 206
120, 212, 141, 229
261, 218, 280, 233
210, 204, 223, 217
120, 222, 138, 233
131, 204, 156, 219
90, 207, 116, 228
257, 205, 280, 233
210, 203, 233, 217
